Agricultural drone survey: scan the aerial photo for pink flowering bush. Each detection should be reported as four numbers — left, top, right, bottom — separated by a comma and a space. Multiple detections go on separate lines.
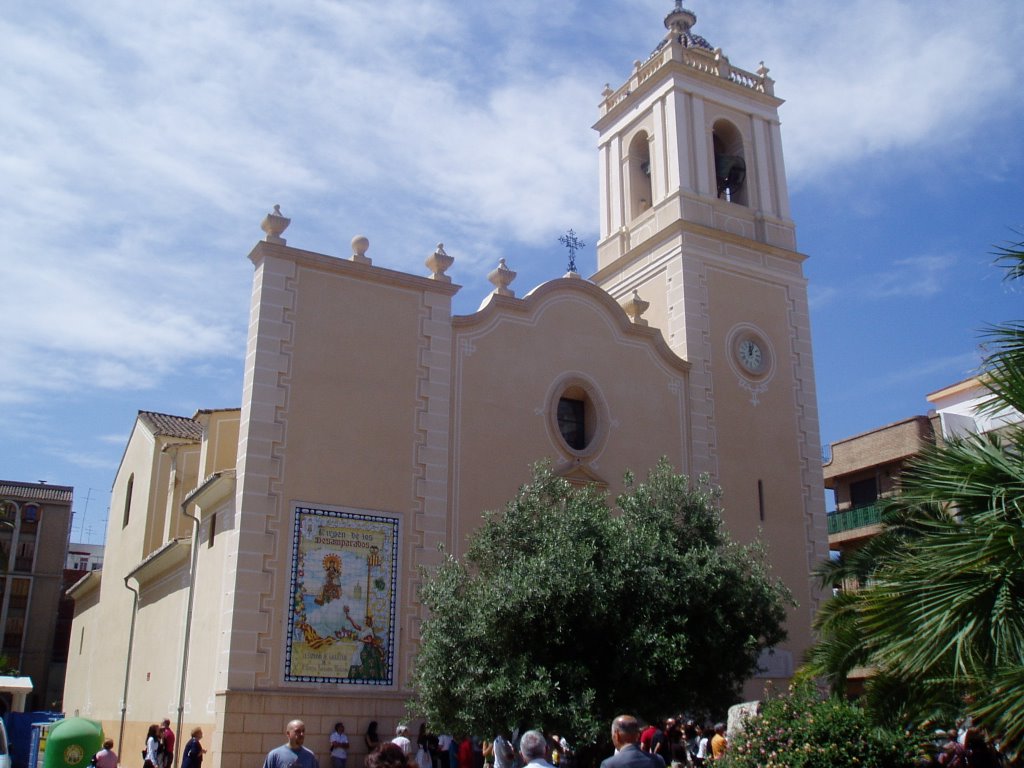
721, 681, 918, 768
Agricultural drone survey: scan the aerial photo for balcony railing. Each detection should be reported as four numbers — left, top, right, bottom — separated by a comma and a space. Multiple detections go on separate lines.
827, 502, 885, 535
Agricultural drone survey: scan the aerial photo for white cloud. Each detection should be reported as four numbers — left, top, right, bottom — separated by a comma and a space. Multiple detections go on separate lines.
710, 0, 1024, 184
50, 447, 121, 472
808, 284, 839, 311
2, 0, 1022, 408
98, 434, 130, 445
873, 350, 981, 392
808, 253, 955, 312
868, 254, 955, 298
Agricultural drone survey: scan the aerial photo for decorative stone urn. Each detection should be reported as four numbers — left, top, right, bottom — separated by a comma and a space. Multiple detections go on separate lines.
351, 235, 371, 265
425, 243, 454, 282
620, 289, 650, 326
488, 258, 516, 297
261, 204, 290, 244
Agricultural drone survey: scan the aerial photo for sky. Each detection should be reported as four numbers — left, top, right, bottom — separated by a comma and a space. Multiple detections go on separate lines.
2, 0, 1023, 544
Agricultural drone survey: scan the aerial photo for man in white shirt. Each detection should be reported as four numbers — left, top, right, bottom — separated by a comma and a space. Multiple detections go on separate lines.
330, 723, 349, 768
437, 734, 453, 768
393, 725, 413, 757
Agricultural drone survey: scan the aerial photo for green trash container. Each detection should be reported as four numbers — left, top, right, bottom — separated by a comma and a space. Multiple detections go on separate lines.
40, 719, 103, 768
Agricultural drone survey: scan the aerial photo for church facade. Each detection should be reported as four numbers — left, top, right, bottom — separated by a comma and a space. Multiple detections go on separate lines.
64, 6, 827, 768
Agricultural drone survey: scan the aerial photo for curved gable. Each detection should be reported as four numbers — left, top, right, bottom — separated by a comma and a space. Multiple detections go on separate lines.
449, 276, 693, 550
454, 275, 689, 377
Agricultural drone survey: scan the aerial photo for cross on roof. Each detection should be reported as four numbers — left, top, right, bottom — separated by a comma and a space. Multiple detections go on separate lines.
558, 229, 586, 274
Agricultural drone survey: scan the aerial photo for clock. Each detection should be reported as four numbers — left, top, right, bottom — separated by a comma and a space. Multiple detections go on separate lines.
737, 338, 764, 372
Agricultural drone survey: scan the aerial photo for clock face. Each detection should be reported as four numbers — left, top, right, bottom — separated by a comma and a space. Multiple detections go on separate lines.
737, 339, 763, 372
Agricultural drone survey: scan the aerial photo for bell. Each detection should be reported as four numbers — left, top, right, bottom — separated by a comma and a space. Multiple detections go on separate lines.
715, 154, 746, 196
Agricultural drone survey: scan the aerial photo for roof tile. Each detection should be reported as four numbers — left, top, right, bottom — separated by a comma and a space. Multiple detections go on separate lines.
138, 411, 203, 441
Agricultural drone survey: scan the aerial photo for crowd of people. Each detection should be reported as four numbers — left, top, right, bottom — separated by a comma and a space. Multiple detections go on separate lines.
82, 701, 1011, 768
259, 715, 725, 768
635, 717, 726, 767
933, 725, 1004, 768
96, 710, 1009, 768
91, 717, 206, 768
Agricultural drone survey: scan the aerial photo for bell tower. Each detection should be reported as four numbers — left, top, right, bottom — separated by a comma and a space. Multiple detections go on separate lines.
593, 3, 827, 685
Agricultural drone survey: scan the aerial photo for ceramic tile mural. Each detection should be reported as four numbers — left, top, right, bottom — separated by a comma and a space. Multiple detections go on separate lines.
285, 504, 399, 685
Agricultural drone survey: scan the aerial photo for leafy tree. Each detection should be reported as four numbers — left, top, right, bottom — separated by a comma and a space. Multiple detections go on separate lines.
722, 680, 919, 768
803, 238, 1024, 757
410, 459, 792, 745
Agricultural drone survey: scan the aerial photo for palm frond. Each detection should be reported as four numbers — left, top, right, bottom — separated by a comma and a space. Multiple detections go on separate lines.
803, 590, 874, 693
802, 230, 1024, 733
991, 234, 1024, 282
896, 431, 1024, 517
978, 320, 1024, 416
862, 670, 962, 731
971, 663, 1024, 760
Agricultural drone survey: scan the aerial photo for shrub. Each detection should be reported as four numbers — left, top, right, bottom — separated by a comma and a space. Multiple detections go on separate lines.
722, 681, 919, 768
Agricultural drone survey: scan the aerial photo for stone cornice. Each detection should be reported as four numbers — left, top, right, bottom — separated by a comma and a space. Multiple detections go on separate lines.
183, 470, 236, 517
591, 213, 807, 286
594, 43, 783, 133
66, 569, 101, 600
248, 241, 461, 297
126, 537, 191, 589
454, 275, 690, 376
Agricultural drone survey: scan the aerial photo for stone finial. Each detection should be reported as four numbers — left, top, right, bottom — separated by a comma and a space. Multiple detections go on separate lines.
426, 243, 455, 282
601, 83, 613, 99
488, 258, 517, 297
261, 204, 290, 245
714, 48, 731, 79
757, 61, 775, 96
621, 289, 650, 326
351, 235, 372, 265
664, 3, 697, 36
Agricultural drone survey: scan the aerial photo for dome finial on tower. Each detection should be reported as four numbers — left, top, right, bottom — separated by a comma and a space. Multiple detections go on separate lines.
662, 3, 712, 50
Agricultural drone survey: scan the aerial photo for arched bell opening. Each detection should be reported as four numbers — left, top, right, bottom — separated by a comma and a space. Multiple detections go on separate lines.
712, 120, 747, 205
627, 131, 653, 219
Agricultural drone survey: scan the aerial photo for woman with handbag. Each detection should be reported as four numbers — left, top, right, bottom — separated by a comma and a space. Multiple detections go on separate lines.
144, 725, 161, 768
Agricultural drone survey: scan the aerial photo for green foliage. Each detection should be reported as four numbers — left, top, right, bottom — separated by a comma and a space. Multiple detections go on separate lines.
722, 681, 919, 768
803, 237, 1024, 757
411, 459, 792, 743
0, 654, 19, 676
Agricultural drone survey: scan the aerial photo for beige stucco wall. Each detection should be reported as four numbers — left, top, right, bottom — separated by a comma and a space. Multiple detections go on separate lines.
66, 226, 822, 767
605, 232, 825, 678
199, 244, 461, 768
702, 263, 821, 672
65, 415, 239, 757
451, 279, 690, 551
198, 411, 241, 480
66, 423, 173, 743
249, 254, 431, 689
190, 241, 688, 767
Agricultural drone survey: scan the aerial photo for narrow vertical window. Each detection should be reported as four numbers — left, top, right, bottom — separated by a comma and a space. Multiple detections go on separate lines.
628, 131, 653, 219
757, 479, 765, 521
122, 474, 134, 528
713, 120, 747, 205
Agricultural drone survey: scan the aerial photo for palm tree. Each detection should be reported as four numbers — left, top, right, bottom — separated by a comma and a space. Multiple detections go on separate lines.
803, 238, 1024, 758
